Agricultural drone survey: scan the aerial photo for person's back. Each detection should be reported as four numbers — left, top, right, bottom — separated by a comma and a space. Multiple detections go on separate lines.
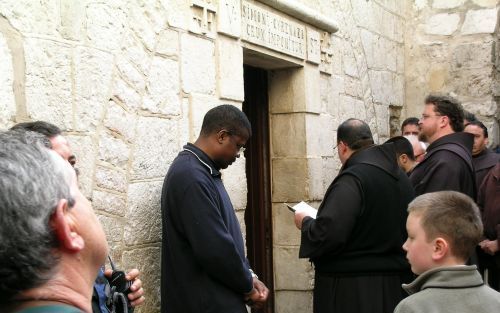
394, 191, 500, 313
305, 143, 413, 274
296, 119, 413, 313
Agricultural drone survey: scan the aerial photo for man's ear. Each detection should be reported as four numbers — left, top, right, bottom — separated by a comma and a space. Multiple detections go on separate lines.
216, 129, 229, 145
439, 115, 449, 129
399, 154, 408, 164
338, 141, 347, 153
431, 237, 449, 261
50, 199, 85, 252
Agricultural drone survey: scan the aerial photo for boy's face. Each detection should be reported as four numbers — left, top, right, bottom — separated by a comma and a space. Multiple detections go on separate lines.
403, 212, 435, 275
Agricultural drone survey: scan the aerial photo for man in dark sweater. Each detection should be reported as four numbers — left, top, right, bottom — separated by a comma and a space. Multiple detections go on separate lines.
409, 94, 475, 199
295, 119, 414, 313
161, 105, 269, 313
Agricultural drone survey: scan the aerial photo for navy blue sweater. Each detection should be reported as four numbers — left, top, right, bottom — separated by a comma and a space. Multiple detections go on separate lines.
161, 143, 252, 313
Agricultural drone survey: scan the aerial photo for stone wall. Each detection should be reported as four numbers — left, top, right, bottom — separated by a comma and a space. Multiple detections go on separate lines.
0, 1, 497, 313
405, 0, 499, 145
0, 2, 185, 313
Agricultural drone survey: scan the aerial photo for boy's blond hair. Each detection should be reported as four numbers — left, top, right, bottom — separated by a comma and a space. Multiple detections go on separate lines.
408, 191, 483, 261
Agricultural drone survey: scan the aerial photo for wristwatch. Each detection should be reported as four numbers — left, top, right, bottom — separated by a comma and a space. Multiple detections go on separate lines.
249, 269, 258, 279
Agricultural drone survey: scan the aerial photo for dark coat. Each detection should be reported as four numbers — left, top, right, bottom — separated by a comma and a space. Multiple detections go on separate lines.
473, 148, 500, 190
299, 143, 413, 274
410, 132, 475, 199
161, 143, 253, 313
478, 162, 500, 242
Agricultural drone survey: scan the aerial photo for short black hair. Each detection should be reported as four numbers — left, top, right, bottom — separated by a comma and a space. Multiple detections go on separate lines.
385, 136, 415, 161
465, 120, 488, 138
425, 94, 464, 132
337, 119, 374, 150
200, 105, 252, 138
463, 110, 477, 123
10, 121, 62, 138
401, 117, 419, 129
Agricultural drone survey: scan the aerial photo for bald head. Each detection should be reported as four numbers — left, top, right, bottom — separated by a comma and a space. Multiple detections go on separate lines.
337, 119, 374, 150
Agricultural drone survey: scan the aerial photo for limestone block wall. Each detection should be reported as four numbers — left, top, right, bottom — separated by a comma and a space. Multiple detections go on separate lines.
0, 1, 235, 313
405, 0, 500, 145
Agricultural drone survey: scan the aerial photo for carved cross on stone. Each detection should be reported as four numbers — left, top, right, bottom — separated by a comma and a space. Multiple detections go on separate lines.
190, 0, 217, 37
320, 31, 333, 75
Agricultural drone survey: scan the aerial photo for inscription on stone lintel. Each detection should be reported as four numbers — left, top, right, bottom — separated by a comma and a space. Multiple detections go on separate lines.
241, 0, 306, 59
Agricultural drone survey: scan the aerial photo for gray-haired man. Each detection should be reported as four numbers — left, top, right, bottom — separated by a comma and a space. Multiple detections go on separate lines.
0, 130, 108, 312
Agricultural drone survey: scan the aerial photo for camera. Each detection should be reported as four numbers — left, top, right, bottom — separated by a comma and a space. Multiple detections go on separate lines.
106, 256, 134, 313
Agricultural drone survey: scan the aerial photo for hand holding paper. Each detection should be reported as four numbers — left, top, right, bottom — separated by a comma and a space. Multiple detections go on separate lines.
292, 201, 317, 229
293, 201, 317, 218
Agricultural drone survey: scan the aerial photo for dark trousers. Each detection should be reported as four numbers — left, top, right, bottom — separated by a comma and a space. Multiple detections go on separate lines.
313, 272, 413, 313
477, 248, 500, 291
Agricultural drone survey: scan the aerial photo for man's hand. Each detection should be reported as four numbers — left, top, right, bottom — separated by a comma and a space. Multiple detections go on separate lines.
294, 210, 309, 229
293, 203, 317, 229
244, 277, 269, 309
105, 268, 145, 307
479, 239, 499, 256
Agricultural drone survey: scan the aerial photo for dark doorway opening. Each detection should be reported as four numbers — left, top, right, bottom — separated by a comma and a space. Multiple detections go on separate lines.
243, 65, 274, 313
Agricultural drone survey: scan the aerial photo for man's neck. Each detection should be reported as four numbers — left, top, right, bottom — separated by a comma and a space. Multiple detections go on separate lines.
194, 137, 215, 160
11, 260, 96, 313
429, 128, 454, 144
404, 161, 417, 174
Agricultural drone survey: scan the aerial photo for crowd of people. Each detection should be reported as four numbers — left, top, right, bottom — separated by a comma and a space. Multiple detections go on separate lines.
0, 94, 499, 313
294, 94, 500, 313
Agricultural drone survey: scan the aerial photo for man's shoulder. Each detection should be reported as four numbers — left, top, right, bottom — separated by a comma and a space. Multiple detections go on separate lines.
421, 148, 471, 171
474, 149, 500, 168
167, 152, 214, 183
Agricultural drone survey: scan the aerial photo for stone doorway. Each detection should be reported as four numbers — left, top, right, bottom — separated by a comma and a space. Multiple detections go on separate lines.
243, 64, 274, 313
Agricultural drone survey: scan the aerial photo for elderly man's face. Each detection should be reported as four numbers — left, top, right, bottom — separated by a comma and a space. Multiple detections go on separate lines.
55, 152, 108, 267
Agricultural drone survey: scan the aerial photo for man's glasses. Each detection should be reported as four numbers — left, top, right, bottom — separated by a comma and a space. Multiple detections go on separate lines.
224, 130, 246, 154
420, 114, 442, 120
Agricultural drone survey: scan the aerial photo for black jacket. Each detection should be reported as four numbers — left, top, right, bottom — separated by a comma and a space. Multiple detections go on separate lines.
161, 143, 252, 313
410, 132, 475, 199
300, 144, 414, 274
